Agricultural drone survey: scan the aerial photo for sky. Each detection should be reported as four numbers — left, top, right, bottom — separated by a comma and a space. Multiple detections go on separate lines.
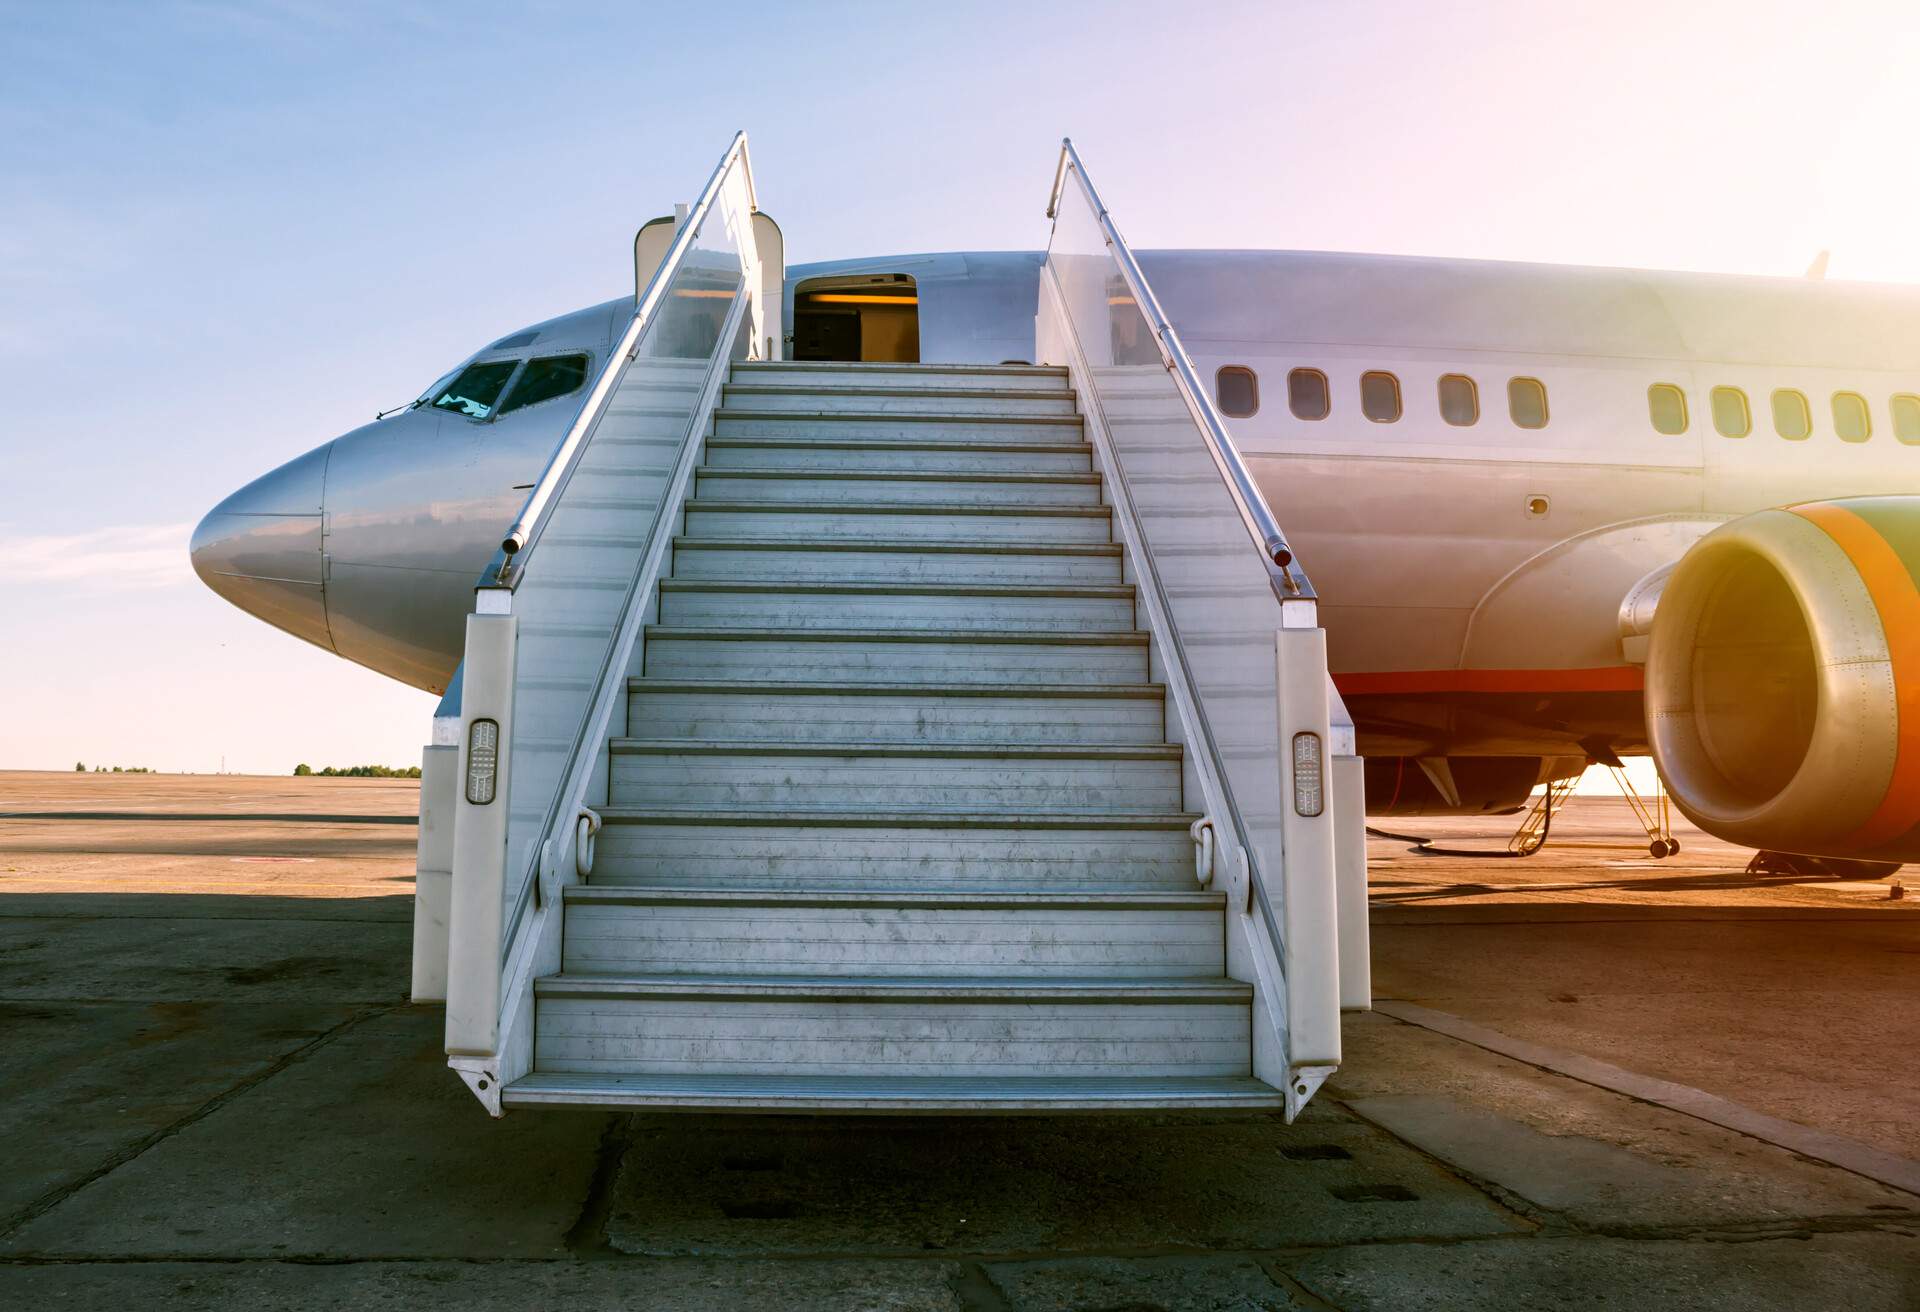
2, 0, 1918, 777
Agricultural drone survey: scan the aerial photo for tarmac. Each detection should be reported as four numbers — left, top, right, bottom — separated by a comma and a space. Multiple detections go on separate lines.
1, 769, 1915, 1309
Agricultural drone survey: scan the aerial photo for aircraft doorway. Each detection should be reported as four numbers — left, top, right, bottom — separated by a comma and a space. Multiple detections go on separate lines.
791, 274, 919, 362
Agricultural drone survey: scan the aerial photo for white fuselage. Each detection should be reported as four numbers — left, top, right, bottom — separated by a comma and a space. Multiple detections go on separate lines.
191, 249, 1920, 760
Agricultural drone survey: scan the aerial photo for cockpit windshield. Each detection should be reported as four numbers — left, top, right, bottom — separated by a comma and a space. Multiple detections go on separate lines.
428, 360, 519, 419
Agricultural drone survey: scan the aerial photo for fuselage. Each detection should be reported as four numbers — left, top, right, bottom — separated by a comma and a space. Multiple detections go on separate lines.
190, 249, 1920, 760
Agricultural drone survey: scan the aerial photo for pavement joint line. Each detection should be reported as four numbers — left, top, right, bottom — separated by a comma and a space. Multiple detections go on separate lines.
1257, 1256, 1348, 1310
1373, 998, 1920, 1199
7, 1218, 1915, 1270
0, 912, 412, 925
0, 998, 405, 1242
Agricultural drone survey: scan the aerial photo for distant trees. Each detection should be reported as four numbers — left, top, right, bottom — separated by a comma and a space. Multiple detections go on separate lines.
292, 764, 422, 779
75, 761, 84, 772
83, 765, 151, 773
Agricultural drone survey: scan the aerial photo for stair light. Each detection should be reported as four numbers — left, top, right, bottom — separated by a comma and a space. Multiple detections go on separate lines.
465, 718, 500, 805
1291, 732, 1324, 818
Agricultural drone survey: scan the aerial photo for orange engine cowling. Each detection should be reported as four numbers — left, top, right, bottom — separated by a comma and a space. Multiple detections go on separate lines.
1645, 496, 1920, 863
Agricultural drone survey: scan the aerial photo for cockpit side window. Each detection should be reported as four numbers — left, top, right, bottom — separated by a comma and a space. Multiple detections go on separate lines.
430, 360, 520, 420
498, 354, 590, 416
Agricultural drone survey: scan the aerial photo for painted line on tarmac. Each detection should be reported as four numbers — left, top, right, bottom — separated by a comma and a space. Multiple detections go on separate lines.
1373, 999, 1920, 1199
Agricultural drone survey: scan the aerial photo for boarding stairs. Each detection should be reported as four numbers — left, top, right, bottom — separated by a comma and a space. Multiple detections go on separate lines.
421, 134, 1368, 1120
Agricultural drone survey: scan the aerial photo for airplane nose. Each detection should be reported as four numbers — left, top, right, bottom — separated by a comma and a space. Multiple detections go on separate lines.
190, 443, 335, 652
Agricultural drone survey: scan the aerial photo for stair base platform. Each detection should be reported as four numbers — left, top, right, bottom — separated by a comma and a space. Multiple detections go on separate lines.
501, 1071, 1287, 1114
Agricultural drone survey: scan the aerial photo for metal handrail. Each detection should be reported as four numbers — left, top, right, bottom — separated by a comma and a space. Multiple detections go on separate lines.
480, 130, 757, 592
1046, 138, 1314, 601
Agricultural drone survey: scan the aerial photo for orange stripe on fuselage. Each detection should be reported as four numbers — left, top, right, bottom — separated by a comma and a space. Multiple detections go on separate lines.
1333, 667, 1644, 696
1789, 501, 1920, 848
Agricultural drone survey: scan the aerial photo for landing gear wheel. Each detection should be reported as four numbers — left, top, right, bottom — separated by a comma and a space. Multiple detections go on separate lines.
1649, 838, 1669, 859
1662, 838, 1681, 857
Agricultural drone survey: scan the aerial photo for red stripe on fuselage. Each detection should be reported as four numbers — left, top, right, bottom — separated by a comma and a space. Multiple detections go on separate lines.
1333, 667, 1645, 696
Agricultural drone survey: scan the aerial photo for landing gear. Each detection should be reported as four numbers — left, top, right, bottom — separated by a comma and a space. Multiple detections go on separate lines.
1607, 765, 1678, 859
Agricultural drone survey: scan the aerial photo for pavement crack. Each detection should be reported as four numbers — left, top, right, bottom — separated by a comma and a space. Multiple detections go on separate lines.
0, 998, 403, 1242
950, 1261, 1012, 1311
563, 1113, 633, 1259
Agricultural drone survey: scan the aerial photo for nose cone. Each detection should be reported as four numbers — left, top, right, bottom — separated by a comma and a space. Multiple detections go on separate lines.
191, 444, 335, 652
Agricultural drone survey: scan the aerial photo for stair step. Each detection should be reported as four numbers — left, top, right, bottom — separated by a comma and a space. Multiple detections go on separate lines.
670, 537, 1123, 584
504, 1071, 1283, 1112
537, 972, 1247, 1002
588, 807, 1199, 891
639, 626, 1152, 686
714, 410, 1085, 442
561, 887, 1224, 977
608, 740, 1183, 811
656, 580, 1135, 632
530, 973, 1252, 1079
722, 383, 1077, 416
732, 361, 1070, 390
693, 467, 1105, 506
626, 679, 1165, 746
503, 1075, 1282, 1114
704, 436, 1092, 473
681, 500, 1114, 544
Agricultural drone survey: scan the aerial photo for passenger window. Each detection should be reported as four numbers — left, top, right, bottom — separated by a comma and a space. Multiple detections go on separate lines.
1360, 371, 1401, 422
1710, 386, 1751, 438
1507, 377, 1548, 429
499, 354, 590, 416
1215, 366, 1258, 418
430, 360, 519, 420
1893, 394, 1920, 444
1288, 368, 1330, 420
1833, 391, 1872, 442
1771, 389, 1811, 440
1438, 374, 1478, 426
1647, 384, 1688, 435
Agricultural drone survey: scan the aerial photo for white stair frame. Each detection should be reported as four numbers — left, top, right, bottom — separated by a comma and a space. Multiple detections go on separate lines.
442, 135, 765, 1115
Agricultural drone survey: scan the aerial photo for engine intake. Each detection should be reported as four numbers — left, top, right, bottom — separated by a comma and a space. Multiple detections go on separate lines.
1645, 497, 1920, 863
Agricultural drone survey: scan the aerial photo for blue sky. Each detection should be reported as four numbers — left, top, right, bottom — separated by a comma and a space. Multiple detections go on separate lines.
3, 0, 1916, 774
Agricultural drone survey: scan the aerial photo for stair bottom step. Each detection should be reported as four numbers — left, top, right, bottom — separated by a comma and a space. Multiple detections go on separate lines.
502, 1072, 1284, 1113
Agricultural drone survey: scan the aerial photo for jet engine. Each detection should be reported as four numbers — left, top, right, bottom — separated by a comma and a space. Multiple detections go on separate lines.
1644, 497, 1920, 864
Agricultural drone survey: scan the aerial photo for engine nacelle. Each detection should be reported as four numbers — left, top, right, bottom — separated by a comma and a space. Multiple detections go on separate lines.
1645, 496, 1920, 863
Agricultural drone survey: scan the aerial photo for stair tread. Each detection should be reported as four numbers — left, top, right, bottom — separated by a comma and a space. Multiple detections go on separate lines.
535, 972, 1250, 1001
658, 579, 1133, 596
723, 384, 1073, 402
697, 467, 1100, 484
685, 499, 1110, 517
673, 536, 1121, 555
564, 886, 1223, 908
643, 626, 1148, 644
707, 436, 1088, 452
609, 738, 1181, 759
735, 362, 1067, 376
628, 678, 1161, 698
715, 408, 1082, 424
504, 1071, 1282, 1110
595, 806, 1200, 827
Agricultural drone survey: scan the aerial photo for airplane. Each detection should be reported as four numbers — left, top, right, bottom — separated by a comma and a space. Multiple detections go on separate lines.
191, 240, 1920, 877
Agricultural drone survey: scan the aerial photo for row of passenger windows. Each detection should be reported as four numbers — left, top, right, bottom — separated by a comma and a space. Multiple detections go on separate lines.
1647, 383, 1920, 443
1214, 366, 1548, 428
1213, 364, 1920, 445
417, 353, 591, 421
